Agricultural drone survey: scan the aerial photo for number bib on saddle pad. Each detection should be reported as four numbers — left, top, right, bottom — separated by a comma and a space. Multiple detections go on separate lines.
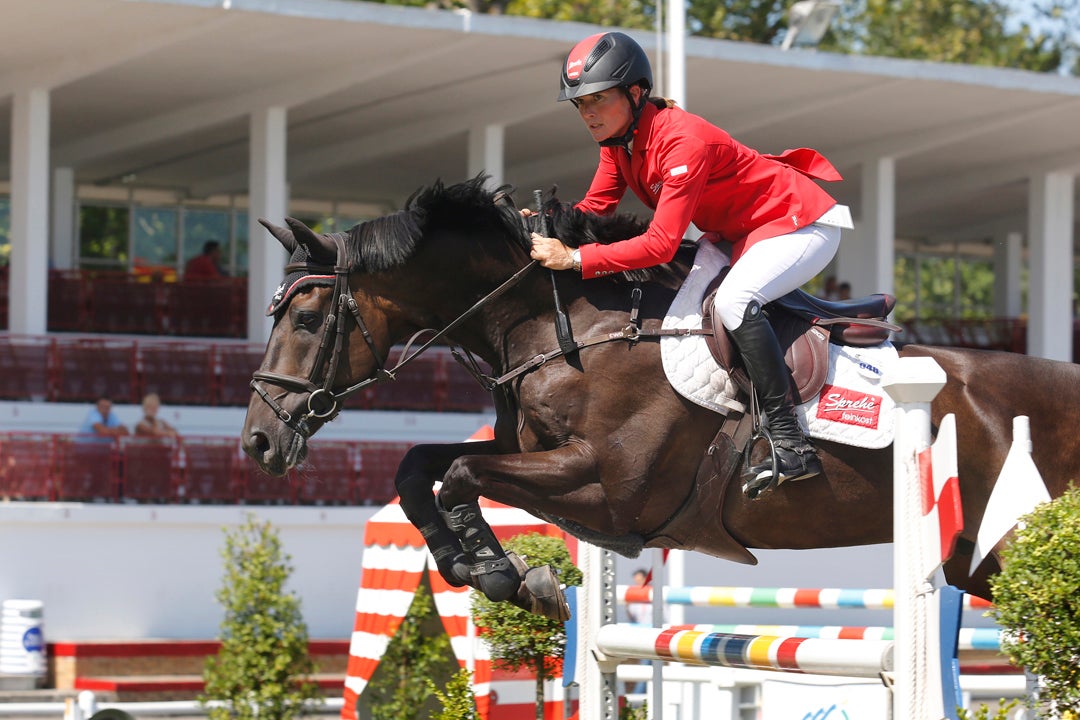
660, 240, 897, 450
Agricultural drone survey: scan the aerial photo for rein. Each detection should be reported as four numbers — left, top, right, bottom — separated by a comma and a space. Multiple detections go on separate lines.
250, 239, 540, 452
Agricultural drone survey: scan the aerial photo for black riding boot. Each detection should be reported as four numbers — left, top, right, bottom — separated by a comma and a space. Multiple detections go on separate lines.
729, 301, 823, 496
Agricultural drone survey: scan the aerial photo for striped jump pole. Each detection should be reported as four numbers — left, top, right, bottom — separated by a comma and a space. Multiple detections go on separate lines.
617, 585, 993, 610
595, 625, 894, 679
664, 624, 1001, 651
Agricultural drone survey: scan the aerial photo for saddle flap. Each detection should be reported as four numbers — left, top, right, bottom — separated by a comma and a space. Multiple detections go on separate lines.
701, 281, 830, 404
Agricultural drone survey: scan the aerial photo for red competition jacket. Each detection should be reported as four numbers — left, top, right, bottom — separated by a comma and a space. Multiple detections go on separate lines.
574, 101, 842, 277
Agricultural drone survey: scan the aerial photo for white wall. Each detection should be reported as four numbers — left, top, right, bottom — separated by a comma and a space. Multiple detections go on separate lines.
0, 503, 377, 640
0, 400, 495, 441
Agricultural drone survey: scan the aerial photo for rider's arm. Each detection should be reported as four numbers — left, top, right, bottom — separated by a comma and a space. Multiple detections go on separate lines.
574, 147, 626, 216
577, 133, 712, 277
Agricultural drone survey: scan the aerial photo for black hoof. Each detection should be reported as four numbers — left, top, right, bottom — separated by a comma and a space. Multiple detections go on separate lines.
434, 552, 472, 588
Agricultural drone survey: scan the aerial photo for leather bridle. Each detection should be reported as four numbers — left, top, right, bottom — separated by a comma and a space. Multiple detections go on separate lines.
249, 233, 539, 463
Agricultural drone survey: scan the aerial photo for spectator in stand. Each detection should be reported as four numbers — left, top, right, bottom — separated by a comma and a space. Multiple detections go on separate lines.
184, 240, 227, 280
134, 393, 178, 438
79, 396, 129, 440
822, 275, 839, 300
838, 281, 852, 300
625, 568, 651, 625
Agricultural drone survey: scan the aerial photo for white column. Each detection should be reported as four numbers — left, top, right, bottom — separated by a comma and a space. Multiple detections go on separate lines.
992, 230, 1023, 318
466, 124, 504, 189
246, 106, 289, 343
1027, 171, 1075, 361
838, 157, 895, 300
666, 0, 686, 107
9, 87, 51, 335
51, 166, 76, 271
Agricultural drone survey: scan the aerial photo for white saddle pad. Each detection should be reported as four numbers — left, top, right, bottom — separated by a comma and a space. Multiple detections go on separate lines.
661, 241, 898, 449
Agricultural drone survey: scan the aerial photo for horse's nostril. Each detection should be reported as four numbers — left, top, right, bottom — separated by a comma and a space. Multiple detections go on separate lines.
252, 431, 271, 455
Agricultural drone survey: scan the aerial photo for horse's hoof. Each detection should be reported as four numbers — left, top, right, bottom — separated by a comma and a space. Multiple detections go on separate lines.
521, 565, 571, 622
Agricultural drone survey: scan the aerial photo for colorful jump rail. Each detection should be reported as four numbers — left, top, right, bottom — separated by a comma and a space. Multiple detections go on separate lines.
594, 625, 894, 679
617, 585, 994, 611
666, 624, 1001, 651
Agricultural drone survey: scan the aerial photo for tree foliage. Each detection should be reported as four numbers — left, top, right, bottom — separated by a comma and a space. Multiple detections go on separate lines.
823, 0, 1064, 71
362, 580, 460, 720
358, 0, 1077, 74
471, 534, 582, 720
426, 668, 478, 720
989, 487, 1080, 715
201, 515, 322, 720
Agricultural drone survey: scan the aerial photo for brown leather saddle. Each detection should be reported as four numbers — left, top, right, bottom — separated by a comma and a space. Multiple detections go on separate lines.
700, 272, 898, 403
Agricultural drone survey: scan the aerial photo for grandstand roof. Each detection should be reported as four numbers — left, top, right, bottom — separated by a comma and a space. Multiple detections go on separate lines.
2, 0, 1079, 241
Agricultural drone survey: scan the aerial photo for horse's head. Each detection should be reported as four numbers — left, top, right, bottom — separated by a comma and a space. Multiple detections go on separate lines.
241, 218, 395, 475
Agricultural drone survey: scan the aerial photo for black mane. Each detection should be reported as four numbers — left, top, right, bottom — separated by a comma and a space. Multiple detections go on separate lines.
341, 175, 673, 283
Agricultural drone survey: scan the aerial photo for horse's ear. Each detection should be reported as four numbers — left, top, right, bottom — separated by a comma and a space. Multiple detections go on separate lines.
284, 217, 336, 263
258, 218, 298, 254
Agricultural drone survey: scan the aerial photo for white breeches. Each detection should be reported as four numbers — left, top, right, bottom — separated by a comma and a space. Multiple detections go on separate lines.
712, 223, 841, 331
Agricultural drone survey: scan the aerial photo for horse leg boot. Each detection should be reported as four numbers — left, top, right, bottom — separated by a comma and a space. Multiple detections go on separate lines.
438, 499, 522, 602
395, 451, 472, 588
730, 301, 822, 498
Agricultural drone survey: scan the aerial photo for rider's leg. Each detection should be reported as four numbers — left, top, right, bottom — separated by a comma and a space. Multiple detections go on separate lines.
713, 224, 840, 489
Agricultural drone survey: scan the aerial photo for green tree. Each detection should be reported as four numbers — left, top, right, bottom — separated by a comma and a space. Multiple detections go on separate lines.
362, 580, 460, 720
426, 668, 478, 720
824, 0, 1063, 71
989, 487, 1080, 715
471, 534, 583, 720
200, 515, 322, 720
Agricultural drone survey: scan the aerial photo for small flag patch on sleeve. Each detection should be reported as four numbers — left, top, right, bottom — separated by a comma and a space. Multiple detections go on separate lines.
670, 165, 688, 176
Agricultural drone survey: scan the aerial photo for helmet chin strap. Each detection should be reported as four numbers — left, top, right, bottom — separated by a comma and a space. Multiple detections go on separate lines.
598, 86, 651, 153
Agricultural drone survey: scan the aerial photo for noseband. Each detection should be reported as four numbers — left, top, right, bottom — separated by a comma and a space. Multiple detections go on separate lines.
250, 233, 539, 461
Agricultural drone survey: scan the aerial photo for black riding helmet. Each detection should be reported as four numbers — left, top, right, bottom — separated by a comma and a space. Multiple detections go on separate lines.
558, 32, 654, 149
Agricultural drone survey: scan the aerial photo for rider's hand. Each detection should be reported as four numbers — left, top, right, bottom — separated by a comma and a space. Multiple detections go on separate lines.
530, 233, 575, 271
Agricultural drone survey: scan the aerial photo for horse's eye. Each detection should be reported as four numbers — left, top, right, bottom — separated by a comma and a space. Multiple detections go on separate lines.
295, 311, 321, 331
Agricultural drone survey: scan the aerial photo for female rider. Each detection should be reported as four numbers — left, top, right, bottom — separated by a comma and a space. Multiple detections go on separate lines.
529, 31, 851, 493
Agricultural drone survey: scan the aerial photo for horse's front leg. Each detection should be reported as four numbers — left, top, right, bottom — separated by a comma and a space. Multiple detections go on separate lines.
395, 441, 498, 590
437, 443, 601, 607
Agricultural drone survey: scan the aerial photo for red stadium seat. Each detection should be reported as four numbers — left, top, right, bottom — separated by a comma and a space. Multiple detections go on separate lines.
87, 274, 162, 335
439, 353, 494, 413
365, 354, 442, 411
177, 437, 241, 503
295, 441, 359, 504
138, 341, 216, 406
237, 455, 296, 504
0, 334, 52, 401
54, 436, 119, 501
357, 442, 413, 505
0, 433, 56, 500
50, 337, 138, 403
47, 271, 89, 332
119, 437, 179, 502
167, 280, 245, 337
215, 344, 266, 406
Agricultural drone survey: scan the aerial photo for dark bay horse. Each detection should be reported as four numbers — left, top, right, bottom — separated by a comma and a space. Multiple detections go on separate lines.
241, 176, 1079, 612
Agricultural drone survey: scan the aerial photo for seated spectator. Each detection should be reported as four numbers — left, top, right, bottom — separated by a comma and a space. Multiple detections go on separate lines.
838, 281, 852, 300
822, 275, 839, 301
134, 393, 178, 438
184, 240, 227, 280
79, 396, 130, 440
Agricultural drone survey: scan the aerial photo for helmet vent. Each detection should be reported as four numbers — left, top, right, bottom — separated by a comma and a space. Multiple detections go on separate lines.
583, 36, 614, 73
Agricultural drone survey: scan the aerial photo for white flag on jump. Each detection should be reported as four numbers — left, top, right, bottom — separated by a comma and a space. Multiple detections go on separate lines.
969, 416, 1050, 576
